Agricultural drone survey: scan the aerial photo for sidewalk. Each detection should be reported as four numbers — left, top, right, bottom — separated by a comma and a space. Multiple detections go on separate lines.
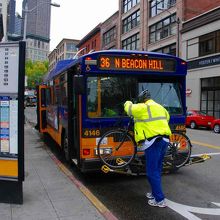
0, 122, 112, 220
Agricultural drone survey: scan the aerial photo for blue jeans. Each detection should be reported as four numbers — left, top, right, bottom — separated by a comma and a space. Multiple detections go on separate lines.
145, 138, 168, 202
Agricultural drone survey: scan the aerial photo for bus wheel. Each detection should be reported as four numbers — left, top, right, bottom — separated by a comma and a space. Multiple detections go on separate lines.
62, 133, 70, 162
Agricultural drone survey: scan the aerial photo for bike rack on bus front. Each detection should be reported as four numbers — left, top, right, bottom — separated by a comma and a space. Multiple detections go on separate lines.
100, 154, 212, 176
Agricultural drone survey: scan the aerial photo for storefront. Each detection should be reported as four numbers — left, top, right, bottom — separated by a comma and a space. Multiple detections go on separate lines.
201, 77, 220, 118
181, 7, 220, 118
187, 55, 220, 118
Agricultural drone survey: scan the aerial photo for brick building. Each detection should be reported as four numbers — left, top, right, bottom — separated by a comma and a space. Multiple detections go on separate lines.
77, 24, 101, 55
101, 11, 119, 50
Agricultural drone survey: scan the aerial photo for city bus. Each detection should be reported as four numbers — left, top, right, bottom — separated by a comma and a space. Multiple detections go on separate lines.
36, 50, 187, 172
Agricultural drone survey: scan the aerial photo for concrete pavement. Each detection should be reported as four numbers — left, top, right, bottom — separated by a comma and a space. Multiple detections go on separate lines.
0, 117, 117, 220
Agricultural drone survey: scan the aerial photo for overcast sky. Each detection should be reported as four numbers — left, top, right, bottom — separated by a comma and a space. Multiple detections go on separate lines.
16, 0, 118, 51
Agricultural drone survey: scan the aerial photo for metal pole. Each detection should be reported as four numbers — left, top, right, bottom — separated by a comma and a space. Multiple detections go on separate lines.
177, 17, 180, 57
23, 3, 28, 41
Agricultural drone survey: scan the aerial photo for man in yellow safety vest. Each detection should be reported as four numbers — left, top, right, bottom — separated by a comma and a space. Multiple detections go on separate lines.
124, 89, 171, 208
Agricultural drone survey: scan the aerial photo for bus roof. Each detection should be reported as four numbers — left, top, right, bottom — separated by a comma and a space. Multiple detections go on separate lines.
78, 49, 183, 61
45, 59, 74, 81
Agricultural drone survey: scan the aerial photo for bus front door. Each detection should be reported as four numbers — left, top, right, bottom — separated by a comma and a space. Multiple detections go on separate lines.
36, 85, 48, 133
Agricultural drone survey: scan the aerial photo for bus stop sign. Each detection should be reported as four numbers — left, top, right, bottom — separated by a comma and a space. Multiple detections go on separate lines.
0, 41, 25, 204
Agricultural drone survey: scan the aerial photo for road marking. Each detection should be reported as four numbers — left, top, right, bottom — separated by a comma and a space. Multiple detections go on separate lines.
191, 140, 220, 150
192, 152, 220, 157
166, 199, 220, 220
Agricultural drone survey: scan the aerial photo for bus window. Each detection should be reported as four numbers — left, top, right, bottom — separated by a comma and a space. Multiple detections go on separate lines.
60, 82, 67, 106
41, 88, 46, 107
87, 76, 137, 118
45, 88, 51, 106
87, 76, 183, 117
54, 84, 61, 105
138, 82, 183, 115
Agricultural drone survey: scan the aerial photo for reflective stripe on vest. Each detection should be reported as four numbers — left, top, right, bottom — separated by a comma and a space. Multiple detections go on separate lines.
134, 104, 166, 123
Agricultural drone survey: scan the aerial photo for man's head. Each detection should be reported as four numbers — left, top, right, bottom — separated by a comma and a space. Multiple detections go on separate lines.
138, 89, 151, 103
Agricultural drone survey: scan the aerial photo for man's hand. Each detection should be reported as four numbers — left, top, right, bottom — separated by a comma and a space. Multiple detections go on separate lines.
124, 100, 132, 107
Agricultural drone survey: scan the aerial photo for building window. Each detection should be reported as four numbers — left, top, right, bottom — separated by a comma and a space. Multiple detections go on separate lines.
122, 10, 140, 34
149, 0, 176, 17
123, 0, 140, 14
186, 38, 199, 59
66, 43, 76, 52
199, 31, 220, 56
103, 27, 116, 46
201, 77, 220, 118
149, 14, 176, 43
154, 43, 176, 55
122, 33, 140, 50
66, 53, 74, 59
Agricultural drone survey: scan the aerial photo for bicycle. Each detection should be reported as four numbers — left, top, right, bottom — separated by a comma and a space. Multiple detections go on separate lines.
97, 117, 192, 170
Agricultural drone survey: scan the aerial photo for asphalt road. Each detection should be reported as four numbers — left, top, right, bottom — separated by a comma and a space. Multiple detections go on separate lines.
25, 107, 220, 220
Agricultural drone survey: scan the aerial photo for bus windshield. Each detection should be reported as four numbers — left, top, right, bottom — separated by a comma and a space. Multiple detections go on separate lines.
87, 76, 183, 118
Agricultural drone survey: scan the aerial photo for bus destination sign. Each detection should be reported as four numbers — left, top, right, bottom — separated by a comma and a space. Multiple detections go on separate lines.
98, 55, 176, 72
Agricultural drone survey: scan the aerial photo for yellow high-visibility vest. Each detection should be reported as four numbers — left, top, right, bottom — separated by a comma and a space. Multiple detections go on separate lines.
124, 99, 171, 143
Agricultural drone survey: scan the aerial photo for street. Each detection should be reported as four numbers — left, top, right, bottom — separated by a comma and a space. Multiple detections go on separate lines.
25, 107, 220, 220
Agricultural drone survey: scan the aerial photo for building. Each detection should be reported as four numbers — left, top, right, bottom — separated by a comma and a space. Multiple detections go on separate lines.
48, 39, 79, 71
14, 12, 22, 36
0, 13, 3, 41
22, 0, 51, 40
25, 35, 50, 61
117, 0, 220, 117
101, 11, 119, 50
182, 7, 220, 118
0, 0, 9, 42
7, 0, 15, 35
77, 23, 101, 55
7, 1, 22, 41
69, 0, 220, 117
117, 0, 180, 55
21, 0, 52, 61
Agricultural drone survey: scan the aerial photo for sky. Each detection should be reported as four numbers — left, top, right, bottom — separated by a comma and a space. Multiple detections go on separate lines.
16, 0, 118, 51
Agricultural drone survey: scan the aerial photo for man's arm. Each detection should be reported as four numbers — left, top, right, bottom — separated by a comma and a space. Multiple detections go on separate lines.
124, 101, 133, 116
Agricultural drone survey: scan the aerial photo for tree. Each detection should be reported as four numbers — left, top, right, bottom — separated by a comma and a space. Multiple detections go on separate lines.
25, 60, 49, 89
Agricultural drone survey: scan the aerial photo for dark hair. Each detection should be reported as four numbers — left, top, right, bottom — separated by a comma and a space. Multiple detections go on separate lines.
138, 89, 151, 102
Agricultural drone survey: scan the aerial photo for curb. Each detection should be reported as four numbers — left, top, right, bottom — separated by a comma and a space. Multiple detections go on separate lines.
47, 151, 118, 220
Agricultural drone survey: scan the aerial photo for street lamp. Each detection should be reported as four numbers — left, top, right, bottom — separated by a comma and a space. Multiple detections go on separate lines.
23, 1, 60, 41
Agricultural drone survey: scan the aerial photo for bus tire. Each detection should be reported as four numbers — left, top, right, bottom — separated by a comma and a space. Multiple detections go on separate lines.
62, 132, 70, 162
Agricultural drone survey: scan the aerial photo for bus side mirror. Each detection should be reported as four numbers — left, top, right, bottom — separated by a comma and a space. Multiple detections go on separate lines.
73, 75, 86, 94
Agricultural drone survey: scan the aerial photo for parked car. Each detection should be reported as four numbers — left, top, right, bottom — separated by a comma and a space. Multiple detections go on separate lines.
186, 110, 215, 129
211, 119, 220, 133
25, 95, 37, 107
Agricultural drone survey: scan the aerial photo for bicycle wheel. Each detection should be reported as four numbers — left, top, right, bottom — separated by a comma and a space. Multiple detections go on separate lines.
165, 131, 192, 169
97, 129, 136, 169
